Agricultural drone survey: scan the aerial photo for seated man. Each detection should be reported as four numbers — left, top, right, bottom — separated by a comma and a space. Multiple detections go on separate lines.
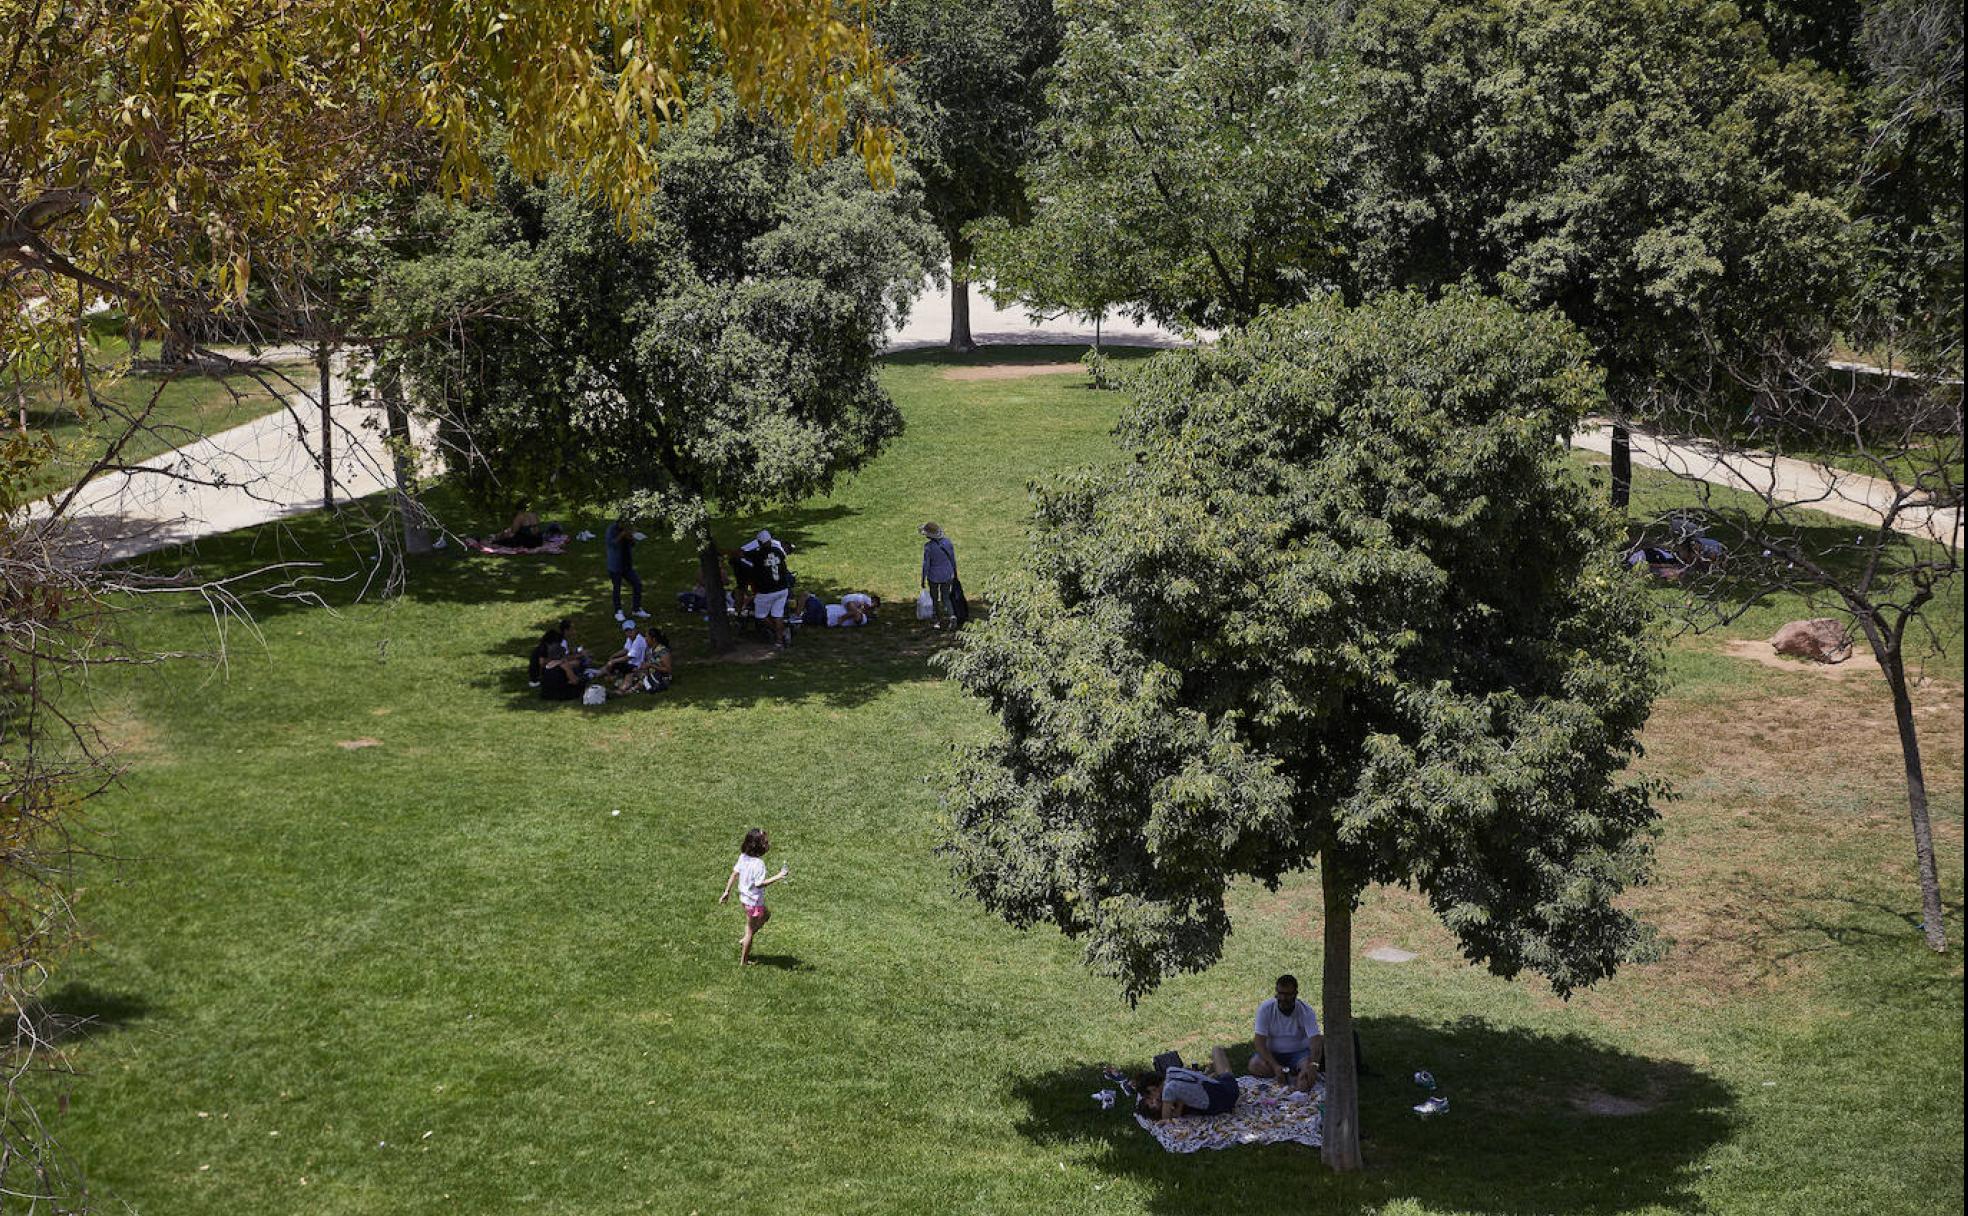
604, 620, 649, 681
1248, 973, 1323, 1090
825, 591, 880, 627
618, 629, 674, 694
1133, 1047, 1242, 1121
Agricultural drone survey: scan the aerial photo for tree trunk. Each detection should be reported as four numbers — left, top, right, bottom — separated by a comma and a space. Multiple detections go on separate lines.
1880, 644, 1947, 951
1610, 421, 1633, 511
378, 360, 433, 557
1320, 861, 1363, 1171
697, 528, 734, 654
948, 231, 978, 354
316, 342, 335, 510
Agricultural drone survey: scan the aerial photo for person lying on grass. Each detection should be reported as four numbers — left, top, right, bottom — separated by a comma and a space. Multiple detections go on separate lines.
1134, 1048, 1244, 1121
719, 827, 789, 966
826, 592, 880, 627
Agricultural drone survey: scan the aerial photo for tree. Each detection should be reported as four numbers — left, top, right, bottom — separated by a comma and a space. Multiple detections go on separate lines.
1341, 0, 1859, 509
939, 290, 1663, 1171
4, 3, 900, 1199
1849, 0, 1964, 376
876, 0, 1061, 351
970, 0, 1350, 332
379, 98, 939, 651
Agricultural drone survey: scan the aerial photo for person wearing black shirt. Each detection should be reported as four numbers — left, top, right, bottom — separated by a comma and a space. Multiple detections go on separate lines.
538, 652, 588, 702
605, 518, 646, 622
740, 529, 793, 648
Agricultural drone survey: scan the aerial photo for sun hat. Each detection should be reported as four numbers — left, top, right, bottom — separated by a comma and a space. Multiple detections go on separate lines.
920, 522, 944, 539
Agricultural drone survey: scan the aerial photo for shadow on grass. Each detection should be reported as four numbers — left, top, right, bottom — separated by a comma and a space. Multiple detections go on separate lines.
879, 341, 1174, 370
1012, 1016, 1733, 1216
745, 954, 811, 972
30, 983, 153, 1045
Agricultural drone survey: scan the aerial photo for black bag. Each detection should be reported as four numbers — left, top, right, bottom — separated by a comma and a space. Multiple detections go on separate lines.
950, 578, 970, 626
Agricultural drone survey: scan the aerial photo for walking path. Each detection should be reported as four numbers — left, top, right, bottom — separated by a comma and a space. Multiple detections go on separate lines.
16, 283, 1959, 562
1572, 421, 1960, 545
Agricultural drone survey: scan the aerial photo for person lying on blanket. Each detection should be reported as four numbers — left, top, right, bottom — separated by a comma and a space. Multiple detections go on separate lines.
1134, 1048, 1242, 1121
484, 510, 545, 548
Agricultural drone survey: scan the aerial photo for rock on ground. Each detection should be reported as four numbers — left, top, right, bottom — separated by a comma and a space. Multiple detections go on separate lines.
1770, 618, 1854, 664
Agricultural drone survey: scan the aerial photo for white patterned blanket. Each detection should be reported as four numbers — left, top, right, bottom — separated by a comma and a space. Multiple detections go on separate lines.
1134, 1076, 1324, 1153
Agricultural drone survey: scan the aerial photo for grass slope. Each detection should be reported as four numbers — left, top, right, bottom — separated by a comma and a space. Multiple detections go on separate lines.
45, 347, 1965, 1215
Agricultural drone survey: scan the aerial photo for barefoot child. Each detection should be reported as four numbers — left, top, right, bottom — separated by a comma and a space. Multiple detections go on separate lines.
718, 828, 789, 965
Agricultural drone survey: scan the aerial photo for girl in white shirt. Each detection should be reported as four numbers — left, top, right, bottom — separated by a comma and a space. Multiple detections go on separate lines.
718, 828, 789, 965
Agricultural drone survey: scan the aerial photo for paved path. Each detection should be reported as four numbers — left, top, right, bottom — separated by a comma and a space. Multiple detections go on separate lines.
1572, 421, 1961, 544
15, 281, 1957, 562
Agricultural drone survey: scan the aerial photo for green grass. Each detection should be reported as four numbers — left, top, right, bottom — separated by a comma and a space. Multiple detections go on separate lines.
41, 346, 1965, 1214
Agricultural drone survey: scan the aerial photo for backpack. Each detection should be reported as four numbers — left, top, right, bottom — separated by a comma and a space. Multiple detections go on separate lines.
800, 594, 827, 628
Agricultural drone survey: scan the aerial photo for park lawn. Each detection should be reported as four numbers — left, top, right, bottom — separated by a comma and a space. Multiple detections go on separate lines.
43, 347, 1964, 1215
19, 351, 306, 500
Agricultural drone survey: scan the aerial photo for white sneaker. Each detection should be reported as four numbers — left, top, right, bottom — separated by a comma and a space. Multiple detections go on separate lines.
633, 609, 651, 619
527, 680, 541, 688
615, 610, 627, 622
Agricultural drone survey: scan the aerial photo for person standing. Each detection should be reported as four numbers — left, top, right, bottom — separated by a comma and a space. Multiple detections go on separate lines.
742, 529, 793, 648
920, 522, 958, 629
719, 828, 790, 966
605, 517, 647, 622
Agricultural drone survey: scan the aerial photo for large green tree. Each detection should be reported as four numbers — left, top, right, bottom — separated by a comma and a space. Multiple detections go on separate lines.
876, 0, 1061, 351
939, 291, 1663, 1171
1341, 0, 1858, 507
380, 99, 939, 650
970, 0, 1350, 332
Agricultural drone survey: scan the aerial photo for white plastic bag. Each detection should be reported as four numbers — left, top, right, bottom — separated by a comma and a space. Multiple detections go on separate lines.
582, 684, 606, 706
916, 589, 935, 620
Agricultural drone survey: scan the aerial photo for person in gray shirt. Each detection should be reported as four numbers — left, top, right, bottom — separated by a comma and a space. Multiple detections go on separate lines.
1133, 1047, 1241, 1121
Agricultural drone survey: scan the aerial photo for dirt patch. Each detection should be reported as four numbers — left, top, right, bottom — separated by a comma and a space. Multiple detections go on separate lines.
1572, 1089, 1660, 1117
336, 737, 383, 750
941, 362, 1083, 381
1722, 639, 1873, 680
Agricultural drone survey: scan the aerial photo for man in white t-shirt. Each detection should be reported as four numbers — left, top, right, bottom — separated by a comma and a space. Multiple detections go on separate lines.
1248, 974, 1323, 1088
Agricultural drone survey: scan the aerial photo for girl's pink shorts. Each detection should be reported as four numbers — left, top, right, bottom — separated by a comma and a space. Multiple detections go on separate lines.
745, 904, 768, 921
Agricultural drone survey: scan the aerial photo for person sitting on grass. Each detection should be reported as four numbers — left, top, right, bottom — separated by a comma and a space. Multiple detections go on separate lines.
617, 629, 674, 694
604, 619, 649, 681
1248, 974, 1323, 1091
486, 509, 545, 549
537, 651, 589, 702
1134, 1048, 1243, 1121
528, 618, 573, 687
825, 592, 880, 627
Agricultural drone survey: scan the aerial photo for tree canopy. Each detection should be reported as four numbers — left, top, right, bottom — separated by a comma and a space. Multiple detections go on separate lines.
2, 0, 901, 372
939, 289, 1663, 1167
379, 91, 938, 643
971, 0, 1349, 331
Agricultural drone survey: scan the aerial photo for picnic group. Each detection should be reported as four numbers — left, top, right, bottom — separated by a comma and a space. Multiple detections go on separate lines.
522, 517, 966, 704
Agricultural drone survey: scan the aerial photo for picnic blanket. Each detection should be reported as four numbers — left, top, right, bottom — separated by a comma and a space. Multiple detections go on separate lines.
466, 535, 569, 556
1134, 1077, 1323, 1153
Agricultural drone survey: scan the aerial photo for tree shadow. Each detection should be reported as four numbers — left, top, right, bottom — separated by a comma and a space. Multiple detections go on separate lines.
1010, 1016, 1734, 1216
879, 341, 1173, 369
28, 983, 153, 1046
